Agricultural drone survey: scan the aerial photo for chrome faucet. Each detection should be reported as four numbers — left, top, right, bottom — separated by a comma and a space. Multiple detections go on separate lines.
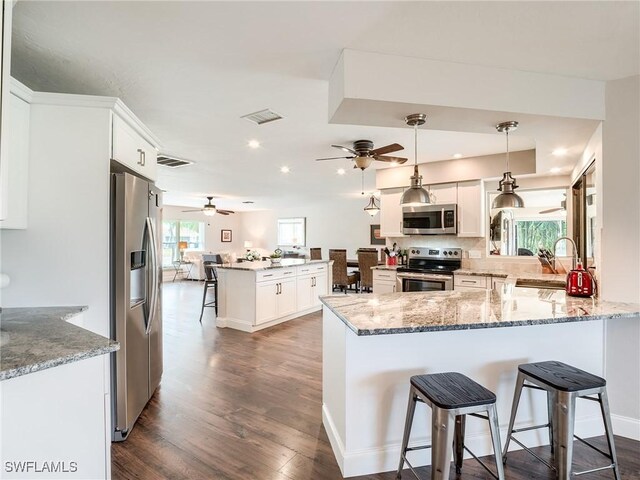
553, 236, 579, 270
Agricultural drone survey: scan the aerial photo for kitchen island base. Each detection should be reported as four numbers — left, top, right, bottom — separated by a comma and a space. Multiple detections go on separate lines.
322, 306, 607, 478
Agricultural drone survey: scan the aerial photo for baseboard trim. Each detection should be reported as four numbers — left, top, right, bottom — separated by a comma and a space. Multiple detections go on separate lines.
611, 414, 640, 441
216, 305, 322, 333
323, 405, 606, 478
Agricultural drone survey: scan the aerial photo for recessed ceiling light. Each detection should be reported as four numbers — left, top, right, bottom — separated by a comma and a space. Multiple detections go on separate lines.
280, 166, 290, 174
248, 140, 260, 149
453, 153, 463, 159
337, 168, 346, 175
552, 148, 568, 156
550, 167, 562, 174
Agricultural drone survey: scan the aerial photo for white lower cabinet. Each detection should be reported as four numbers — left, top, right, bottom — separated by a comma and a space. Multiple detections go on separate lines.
297, 265, 328, 310
454, 274, 505, 292
256, 277, 296, 325
373, 269, 397, 294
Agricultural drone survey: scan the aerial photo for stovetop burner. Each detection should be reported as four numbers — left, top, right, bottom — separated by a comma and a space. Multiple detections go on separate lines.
399, 246, 462, 274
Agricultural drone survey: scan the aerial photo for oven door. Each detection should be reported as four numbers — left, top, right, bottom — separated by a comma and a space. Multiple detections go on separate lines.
396, 273, 453, 292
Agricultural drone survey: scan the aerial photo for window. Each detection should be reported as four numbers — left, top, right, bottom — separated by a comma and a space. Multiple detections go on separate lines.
277, 217, 306, 247
162, 220, 206, 267
489, 188, 568, 256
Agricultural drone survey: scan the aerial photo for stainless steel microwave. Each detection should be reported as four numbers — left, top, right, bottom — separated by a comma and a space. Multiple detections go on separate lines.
402, 204, 457, 235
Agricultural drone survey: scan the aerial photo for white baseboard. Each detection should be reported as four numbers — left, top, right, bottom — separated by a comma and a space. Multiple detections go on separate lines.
611, 414, 640, 441
216, 305, 321, 333
323, 403, 606, 478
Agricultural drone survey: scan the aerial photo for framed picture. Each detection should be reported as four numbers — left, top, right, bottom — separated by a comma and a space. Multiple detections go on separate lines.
370, 224, 385, 245
221, 229, 232, 242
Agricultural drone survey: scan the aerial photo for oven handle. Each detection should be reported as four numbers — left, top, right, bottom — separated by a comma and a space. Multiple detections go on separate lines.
397, 273, 453, 282
441, 208, 445, 231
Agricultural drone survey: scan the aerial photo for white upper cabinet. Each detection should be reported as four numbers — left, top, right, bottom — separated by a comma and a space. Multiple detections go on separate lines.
0, 0, 13, 222
112, 114, 157, 181
380, 187, 405, 237
0, 88, 30, 229
429, 182, 457, 204
457, 180, 485, 237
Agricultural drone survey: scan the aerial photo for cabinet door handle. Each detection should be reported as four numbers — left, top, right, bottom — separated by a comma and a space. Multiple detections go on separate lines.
141, 150, 146, 166
137, 148, 144, 165
461, 280, 475, 284
312, 277, 316, 287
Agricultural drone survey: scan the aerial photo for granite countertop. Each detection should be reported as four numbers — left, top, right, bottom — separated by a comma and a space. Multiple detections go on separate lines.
455, 268, 567, 287
1, 306, 119, 381
217, 258, 331, 271
372, 265, 399, 271
320, 284, 640, 336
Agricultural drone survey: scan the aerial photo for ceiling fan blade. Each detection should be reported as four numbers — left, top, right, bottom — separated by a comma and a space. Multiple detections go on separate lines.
331, 144, 357, 156
539, 207, 565, 214
370, 143, 404, 156
217, 209, 235, 214
182, 209, 204, 213
315, 156, 354, 161
374, 155, 408, 164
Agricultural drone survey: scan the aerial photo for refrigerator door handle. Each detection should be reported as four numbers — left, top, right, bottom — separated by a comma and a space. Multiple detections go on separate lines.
145, 216, 159, 335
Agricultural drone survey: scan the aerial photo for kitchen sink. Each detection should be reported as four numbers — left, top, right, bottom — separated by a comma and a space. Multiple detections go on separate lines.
515, 279, 566, 290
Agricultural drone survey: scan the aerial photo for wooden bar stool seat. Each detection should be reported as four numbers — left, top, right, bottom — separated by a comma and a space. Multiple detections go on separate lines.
397, 372, 505, 480
503, 360, 620, 480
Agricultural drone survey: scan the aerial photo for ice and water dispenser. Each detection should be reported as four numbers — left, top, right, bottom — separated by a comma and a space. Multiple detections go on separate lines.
130, 250, 147, 308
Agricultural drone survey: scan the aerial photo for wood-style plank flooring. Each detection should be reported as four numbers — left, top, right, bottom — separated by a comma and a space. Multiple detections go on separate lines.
112, 281, 640, 479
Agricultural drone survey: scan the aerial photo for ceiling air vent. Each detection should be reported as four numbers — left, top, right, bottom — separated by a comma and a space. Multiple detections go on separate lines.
157, 155, 194, 168
241, 109, 283, 125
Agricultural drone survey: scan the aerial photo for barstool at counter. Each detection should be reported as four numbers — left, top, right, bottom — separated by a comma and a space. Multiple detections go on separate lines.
502, 360, 620, 480
396, 372, 505, 480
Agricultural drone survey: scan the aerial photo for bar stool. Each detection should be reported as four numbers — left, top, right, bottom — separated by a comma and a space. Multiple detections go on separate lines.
503, 360, 620, 480
396, 372, 505, 480
199, 261, 218, 322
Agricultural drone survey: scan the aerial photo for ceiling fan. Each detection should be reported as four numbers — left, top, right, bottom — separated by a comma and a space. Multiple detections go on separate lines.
539, 195, 567, 214
182, 197, 235, 216
315, 140, 407, 170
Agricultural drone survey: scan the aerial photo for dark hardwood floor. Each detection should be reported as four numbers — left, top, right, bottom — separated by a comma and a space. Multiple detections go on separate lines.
112, 281, 640, 479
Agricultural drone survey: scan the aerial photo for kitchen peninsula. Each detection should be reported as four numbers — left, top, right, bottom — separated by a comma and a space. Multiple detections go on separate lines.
216, 259, 332, 332
1, 307, 119, 478
320, 283, 640, 477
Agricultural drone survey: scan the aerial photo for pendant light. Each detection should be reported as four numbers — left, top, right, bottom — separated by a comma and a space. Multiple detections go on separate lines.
400, 113, 431, 207
492, 121, 524, 210
361, 170, 380, 216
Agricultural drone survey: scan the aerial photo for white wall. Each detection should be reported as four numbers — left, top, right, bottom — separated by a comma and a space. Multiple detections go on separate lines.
239, 196, 381, 259
601, 74, 640, 434
163, 205, 243, 256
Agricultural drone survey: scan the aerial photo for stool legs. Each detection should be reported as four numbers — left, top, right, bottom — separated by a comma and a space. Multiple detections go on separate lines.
554, 390, 576, 479
453, 415, 466, 474
396, 388, 418, 479
488, 404, 506, 480
599, 390, 622, 480
199, 282, 208, 323
502, 371, 525, 462
431, 407, 455, 480
547, 391, 555, 457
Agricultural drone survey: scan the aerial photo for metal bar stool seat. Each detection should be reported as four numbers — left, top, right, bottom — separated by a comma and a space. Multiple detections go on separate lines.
503, 360, 620, 480
397, 372, 505, 480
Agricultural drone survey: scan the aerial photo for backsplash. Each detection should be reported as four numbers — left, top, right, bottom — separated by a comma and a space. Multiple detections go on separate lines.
385, 235, 569, 274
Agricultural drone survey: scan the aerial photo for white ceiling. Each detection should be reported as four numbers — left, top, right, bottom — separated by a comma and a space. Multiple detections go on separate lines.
10, 1, 640, 210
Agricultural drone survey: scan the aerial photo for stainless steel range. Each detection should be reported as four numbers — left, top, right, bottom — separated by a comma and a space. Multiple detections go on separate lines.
396, 247, 462, 292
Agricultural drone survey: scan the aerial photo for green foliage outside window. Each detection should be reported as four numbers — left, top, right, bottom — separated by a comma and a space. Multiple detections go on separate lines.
516, 220, 567, 255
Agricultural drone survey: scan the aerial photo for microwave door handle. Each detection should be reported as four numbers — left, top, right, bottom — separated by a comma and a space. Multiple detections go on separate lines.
441, 208, 445, 231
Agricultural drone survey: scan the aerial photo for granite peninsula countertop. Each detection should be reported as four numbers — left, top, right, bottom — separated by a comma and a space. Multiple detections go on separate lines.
320, 285, 640, 336
217, 258, 331, 272
0, 306, 119, 381
372, 265, 399, 271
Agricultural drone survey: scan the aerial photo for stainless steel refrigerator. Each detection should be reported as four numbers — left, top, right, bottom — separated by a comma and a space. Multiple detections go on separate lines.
110, 169, 163, 442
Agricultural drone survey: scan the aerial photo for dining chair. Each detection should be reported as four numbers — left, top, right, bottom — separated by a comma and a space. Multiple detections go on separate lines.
310, 248, 322, 260
357, 250, 378, 293
329, 249, 359, 293
199, 260, 220, 322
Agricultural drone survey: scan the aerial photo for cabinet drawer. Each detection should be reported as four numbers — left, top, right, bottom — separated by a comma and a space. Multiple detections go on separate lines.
373, 269, 397, 282
454, 275, 487, 289
256, 268, 296, 282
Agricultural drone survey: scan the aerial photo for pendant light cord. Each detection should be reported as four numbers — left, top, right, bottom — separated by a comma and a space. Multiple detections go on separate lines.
414, 122, 418, 166
361, 170, 364, 195
505, 129, 510, 171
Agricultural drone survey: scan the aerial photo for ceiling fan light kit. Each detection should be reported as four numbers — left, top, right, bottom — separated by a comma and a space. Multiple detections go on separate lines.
400, 113, 431, 207
182, 196, 236, 216
315, 139, 407, 170
492, 120, 525, 210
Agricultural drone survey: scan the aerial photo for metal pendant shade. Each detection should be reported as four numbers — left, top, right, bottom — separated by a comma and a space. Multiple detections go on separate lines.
363, 195, 380, 216
400, 113, 431, 207
492, 121, 524, 210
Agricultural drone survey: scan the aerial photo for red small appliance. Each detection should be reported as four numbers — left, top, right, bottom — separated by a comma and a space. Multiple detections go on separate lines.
566, 260, 595, 297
